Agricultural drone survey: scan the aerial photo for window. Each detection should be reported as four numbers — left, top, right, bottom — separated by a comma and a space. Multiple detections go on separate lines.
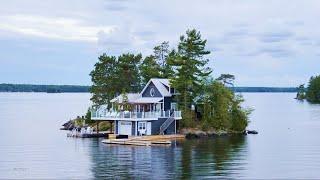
171, 103, 177, 111
150, 87, 155, 97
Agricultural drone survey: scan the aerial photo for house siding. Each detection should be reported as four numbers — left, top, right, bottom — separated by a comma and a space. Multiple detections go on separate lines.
164, 97, 172, 111
142, 82, 162, 97
115, 120, 118, 134
151, 118, 176, 135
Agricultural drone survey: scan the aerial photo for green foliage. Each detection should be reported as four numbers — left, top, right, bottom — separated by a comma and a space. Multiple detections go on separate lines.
88, 28, 251, 132
217, 74, 235, 87
154, 41, 174, 79
85, 108, 95, 125
230, 95, 252, 131
140, 55, 161, 84
98, 121, 111, 131
90, 53, 142, 106
140, 41, 174, 84
90, 54, 118, 106
180, 109, 196, 128
201, 81, 251, 132
306, 75, 320, 103
296, 84, 306, 100
117, 53, 143, 92
168, 29, 212, 126
74, 117, 84, 127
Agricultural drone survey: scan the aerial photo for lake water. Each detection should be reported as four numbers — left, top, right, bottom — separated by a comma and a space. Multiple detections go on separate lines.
0, 93, 320, 179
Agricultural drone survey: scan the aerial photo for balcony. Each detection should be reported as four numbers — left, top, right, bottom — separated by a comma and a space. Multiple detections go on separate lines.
91, 109, 182, 121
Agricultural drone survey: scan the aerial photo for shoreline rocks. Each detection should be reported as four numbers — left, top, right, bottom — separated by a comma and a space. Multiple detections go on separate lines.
247, 130, 258, 134
180, 128, 257, 139
60, 120, 76, 130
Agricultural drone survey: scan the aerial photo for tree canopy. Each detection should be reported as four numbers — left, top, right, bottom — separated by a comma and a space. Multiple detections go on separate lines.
306, 75, 320, 103
89, 28, 251, 131
168, 29, 212, 127
201, 80, 251, 131
90, 53, 142, 106
217, 74, 235, 87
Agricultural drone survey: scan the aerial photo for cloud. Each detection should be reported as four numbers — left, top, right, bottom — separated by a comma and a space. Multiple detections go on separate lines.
259, 31, 294, 43
258, 46, 294, 58
0, 14, 116, 42
1, 0, 320, 86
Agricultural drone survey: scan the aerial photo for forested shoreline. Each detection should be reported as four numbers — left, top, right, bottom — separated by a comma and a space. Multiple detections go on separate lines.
0, 84, 89, 93
0, 84, 297, 93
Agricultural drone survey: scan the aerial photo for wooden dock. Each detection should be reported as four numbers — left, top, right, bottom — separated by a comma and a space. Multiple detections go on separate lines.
102, 134, 185, 146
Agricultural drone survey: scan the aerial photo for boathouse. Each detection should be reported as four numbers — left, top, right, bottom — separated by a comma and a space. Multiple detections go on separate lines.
91, 78, 182, 136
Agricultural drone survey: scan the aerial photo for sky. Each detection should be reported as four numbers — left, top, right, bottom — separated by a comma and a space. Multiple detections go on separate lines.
0, 0, 319, 86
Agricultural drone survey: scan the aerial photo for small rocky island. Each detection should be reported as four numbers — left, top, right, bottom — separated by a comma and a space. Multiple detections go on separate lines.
63, 29, 256, 140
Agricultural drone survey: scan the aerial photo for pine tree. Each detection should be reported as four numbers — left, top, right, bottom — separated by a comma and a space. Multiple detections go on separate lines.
90, 53, 142, 106
140, 55, 161, 84
117, 53, 143, 93
168, 29, 212, 127
154, 41, 174, 78
306, 75, 320, 103
90, 54, 118, 106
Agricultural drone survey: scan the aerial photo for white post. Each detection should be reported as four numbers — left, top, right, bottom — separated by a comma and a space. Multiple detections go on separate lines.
135, 122, 137, 136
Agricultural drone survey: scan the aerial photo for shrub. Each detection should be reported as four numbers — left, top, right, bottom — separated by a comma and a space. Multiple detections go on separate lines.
201, 81, 251, 132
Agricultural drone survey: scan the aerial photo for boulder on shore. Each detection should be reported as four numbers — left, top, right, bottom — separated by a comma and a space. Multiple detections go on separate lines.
60, 120, 75, 130
180, 128, 246, 139
247, 130, 258, 134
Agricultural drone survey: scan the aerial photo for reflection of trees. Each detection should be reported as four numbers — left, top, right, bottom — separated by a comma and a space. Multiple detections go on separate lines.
88, 138, 178, 179
180, 136, 247, 179
87, 136, 247, 179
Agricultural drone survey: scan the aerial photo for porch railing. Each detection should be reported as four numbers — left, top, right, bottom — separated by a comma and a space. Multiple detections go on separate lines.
91, 109, 182, 119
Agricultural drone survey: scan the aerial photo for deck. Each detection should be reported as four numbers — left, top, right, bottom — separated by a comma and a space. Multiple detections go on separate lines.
102, 134, 185, 146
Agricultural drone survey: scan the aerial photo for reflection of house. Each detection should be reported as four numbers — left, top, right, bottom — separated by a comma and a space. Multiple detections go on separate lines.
91, 78, 182, 136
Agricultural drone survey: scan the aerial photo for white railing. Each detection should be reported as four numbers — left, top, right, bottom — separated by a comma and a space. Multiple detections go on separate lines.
91, 109, 182, 119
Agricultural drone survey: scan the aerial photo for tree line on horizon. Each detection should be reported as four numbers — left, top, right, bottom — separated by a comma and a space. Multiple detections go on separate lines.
0, 84, 89, 93
90, 29, 252, 132
0, 84, 297, 93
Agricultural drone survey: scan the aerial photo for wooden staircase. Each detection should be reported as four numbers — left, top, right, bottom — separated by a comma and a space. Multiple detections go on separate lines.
159, 116, 175, 135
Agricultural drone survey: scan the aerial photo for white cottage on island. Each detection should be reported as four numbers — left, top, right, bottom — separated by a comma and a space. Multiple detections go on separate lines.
91, 78, 182, 136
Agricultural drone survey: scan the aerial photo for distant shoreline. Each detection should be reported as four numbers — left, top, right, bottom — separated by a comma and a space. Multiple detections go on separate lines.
0, 83, 89, 93
0, 83, 297, 93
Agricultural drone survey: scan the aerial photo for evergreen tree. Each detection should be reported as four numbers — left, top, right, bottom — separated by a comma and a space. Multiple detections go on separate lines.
306, 75, 320, 103
154, 41, 174, 78
168, 29, 212, 127
117, 53, 143, 93
90, 54, 118, 106
140, 55, 161, 84
90, 53, 142, 106
140, 41, 174, 84
217, 74, 235, 87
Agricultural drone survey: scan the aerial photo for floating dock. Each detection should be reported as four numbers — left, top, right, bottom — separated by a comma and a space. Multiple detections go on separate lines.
102, 134, 185, 146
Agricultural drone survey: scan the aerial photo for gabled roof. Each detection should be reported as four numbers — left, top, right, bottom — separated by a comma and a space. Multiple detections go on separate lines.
110, 93, 140, 104
140, 78, 171, 97
133, 97, 163, 103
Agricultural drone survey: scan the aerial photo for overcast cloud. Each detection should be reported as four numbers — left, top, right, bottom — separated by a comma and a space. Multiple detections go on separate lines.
0, 0, 319, 86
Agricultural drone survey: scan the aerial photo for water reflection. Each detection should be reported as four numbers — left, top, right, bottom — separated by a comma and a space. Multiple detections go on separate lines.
88, 136, 247, 179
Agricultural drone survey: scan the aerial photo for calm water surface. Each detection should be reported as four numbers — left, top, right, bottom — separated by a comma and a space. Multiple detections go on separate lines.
0, 93, 320, 179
